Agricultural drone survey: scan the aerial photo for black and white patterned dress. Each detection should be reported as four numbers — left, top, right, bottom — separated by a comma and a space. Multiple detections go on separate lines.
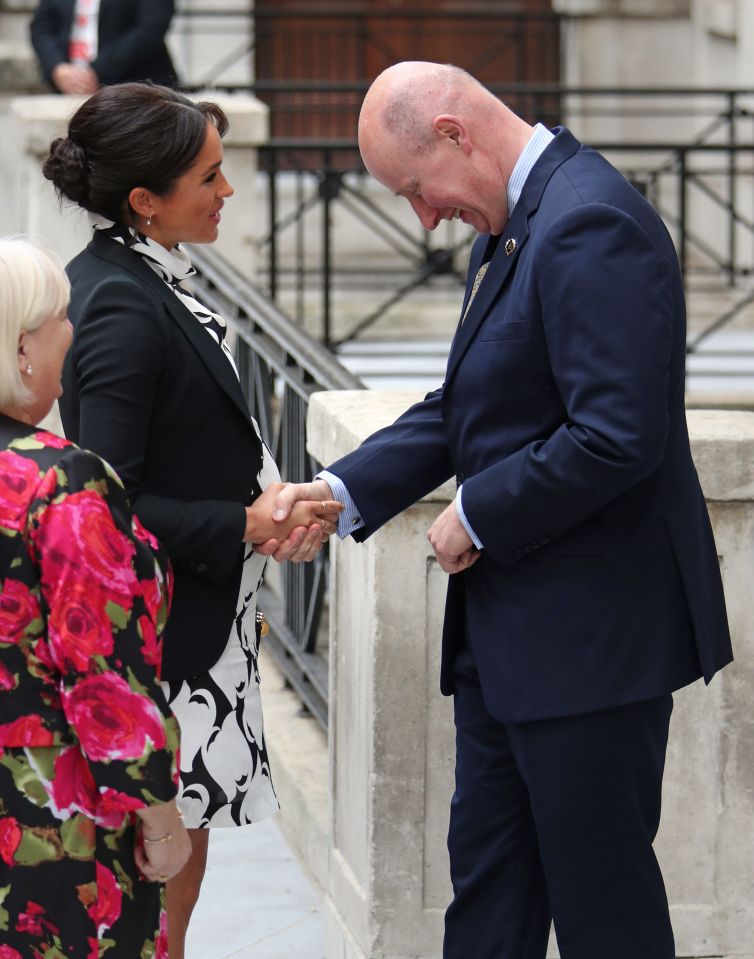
91, 216, 279, 829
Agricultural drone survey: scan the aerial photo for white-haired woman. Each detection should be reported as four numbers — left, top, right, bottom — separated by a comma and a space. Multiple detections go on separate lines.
0, 236, 190, 957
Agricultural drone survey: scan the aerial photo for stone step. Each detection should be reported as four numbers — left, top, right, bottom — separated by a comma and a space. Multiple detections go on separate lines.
336, 329, 754, 397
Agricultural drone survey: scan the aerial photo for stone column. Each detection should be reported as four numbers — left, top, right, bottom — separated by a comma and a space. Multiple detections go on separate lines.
7, 91, 268, 275
307, 391, 754, 959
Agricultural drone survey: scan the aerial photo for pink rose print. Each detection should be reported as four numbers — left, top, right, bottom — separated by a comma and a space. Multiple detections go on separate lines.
61, 671, 166, 762
33, 431, 71, 450
0, 579, 41, 644
0, 816, 22, 866
138, 614, 162, 672
49, 746, 97, 818
0, 662, 17, 691
37, 490, 137, 606
16, 900, 59, 937
131, 513, 160, 551
0, 451, 41, 531
88, 861, 123, 933
48, 580, 114, 673
0, 946, 24, 959
0, 714, 54, 746
95, 787, 145, 829
155, 908, 169, 959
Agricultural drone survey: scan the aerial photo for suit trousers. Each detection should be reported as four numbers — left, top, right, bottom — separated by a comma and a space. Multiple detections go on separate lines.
444, 645, 675, 959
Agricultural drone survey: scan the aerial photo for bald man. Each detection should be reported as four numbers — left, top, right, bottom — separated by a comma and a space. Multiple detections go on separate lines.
266, 62, 731, 959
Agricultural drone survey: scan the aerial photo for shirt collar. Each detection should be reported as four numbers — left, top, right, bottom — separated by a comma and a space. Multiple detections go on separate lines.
507, 123, 555, 217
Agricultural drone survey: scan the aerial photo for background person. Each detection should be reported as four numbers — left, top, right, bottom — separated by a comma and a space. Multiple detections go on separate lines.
272, 61, 733, 959
30, 0, 177, 95
42, 83, 341, 959
0, 235, 190, 955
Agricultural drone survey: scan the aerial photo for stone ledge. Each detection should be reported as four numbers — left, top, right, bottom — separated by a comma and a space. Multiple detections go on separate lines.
309, 391, 754, 504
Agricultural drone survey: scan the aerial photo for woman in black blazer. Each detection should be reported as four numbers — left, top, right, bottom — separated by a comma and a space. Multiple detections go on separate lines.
30, 0, 177, 93
43, 83, 340, 959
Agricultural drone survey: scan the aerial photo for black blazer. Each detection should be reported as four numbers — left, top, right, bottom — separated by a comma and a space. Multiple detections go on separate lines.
329, 128, 732, 722
30, 0, 177, 88
60, 231, 263, 680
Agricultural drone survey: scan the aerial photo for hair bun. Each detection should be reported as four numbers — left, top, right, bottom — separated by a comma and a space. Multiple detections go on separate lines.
42, 136, 90, 208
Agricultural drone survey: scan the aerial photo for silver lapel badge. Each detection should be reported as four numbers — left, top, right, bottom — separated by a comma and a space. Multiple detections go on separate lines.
505, 238, 517, 256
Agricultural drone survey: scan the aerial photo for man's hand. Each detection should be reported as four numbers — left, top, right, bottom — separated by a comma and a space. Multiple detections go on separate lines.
51, 63, 99, 94
427, 502, 481, 574
253, 480, 338, 563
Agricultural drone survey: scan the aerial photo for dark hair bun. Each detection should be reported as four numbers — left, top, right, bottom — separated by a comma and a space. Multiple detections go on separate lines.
42, 136, 89, 208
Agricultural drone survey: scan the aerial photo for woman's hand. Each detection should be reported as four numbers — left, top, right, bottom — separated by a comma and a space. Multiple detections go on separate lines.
244, 482, 343, 545
134, 800, 191, 883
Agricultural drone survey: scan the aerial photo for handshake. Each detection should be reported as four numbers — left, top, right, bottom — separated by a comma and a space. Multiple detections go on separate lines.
245, 478, 481, 574
244, 479, 342, 564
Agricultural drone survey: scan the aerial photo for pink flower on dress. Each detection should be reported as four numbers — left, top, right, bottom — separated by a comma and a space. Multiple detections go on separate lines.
61, 671, 166, 762
49, 745, 97, 818
0, 946, 24, 959
0, 816, 22, 866
0, 662, 17, 691
154, 908, 169, 959
138, 614, 162, 672
36, 490, 137, 608
33, 431, 71, 450
0, 579, 41, 643
0, 714, 54, 746
95, 787, 145, 829
88, 861, 123, 933
131, 513, 160, 551
47, 580, 114, 673
15, 900, 59, 937
0, 451, 41, 531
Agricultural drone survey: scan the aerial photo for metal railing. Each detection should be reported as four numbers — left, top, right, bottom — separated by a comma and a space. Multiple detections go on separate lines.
257, 87, 754, 352
187, 244, 364, 729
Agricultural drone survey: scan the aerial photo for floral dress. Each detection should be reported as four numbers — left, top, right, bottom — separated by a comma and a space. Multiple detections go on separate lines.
0, 418, 179, 959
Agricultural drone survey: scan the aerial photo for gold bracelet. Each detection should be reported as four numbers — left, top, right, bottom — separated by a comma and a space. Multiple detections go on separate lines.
143, 807, 183, 844
143, 832, 172, 845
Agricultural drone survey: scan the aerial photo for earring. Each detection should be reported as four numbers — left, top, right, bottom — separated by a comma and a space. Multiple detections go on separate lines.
24, 363, 32, 375
146, 216, 152, 227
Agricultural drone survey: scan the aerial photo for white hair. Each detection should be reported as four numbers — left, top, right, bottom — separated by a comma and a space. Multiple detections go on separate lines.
0, 236, 70, 408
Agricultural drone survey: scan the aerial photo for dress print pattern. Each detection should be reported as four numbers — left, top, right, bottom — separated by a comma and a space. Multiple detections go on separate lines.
160, 436, 280, 828
91, 218, 280, 830
0, 421, 178, 958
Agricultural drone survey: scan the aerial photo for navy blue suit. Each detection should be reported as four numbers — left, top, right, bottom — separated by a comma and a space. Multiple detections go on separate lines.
328, 129, 732, 957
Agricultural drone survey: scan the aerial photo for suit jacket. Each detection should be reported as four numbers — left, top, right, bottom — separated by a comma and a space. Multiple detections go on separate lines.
329, 127, 732, 723
60, 231, 263, 681
30, 0, 177, 88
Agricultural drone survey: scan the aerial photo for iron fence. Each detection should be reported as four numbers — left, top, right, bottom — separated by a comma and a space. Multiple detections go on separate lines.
256, 88, 754, 352
187, 244, 364, 729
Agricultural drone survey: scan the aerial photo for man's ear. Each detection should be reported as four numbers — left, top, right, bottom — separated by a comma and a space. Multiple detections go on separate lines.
433, 115, 471, 152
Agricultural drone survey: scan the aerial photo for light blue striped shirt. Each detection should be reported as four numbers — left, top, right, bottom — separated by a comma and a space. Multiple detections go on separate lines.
320, 124, 555, 546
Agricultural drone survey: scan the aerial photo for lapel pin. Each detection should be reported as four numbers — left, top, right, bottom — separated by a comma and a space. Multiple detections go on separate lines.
505, 238, 517, 256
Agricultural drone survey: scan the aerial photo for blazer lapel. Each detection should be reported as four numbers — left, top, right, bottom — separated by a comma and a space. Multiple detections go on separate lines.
444, 127, 582, 388
88, 233, 252, 424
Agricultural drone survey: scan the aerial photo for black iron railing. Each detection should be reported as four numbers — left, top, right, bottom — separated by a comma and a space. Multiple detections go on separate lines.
256, 88, 754, 352
187, 244, 364, 729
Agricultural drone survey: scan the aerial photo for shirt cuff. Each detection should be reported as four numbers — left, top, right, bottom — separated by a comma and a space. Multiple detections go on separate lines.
456, 486, 484, 550
317, 470, 365, 538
